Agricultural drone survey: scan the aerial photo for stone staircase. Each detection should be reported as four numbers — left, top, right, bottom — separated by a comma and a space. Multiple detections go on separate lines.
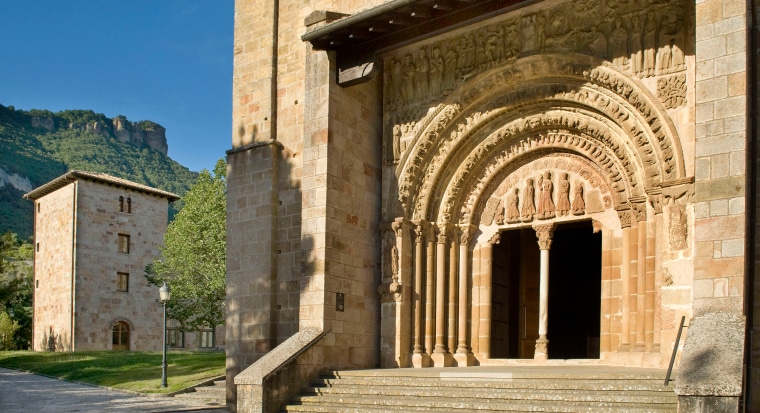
280, 366, 678, 412
173, 377, 227, 408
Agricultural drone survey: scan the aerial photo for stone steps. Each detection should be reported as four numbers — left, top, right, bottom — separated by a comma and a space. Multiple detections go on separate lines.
174, 379, 226, 406
279, 367, 678, 413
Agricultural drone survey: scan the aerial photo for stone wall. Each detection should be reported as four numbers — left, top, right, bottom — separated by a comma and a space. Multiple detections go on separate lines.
32, 184, 75, 351
72, 180, 169, 351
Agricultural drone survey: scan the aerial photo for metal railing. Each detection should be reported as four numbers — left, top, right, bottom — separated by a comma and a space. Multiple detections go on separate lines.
664, 315, 688, 386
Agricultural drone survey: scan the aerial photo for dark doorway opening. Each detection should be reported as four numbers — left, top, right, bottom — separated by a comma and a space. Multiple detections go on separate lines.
547, 220, 601, 359
490, 220, 601, 360
491, 228, 539, 359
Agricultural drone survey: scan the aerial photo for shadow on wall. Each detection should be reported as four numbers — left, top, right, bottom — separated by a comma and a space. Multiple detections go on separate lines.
40, 326, 69, 352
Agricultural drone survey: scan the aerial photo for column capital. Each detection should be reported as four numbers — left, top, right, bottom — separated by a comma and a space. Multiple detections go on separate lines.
458, 224, 477, 245
630, 200, 647, 223
392, 217, 411, 236
413, 220, 429, 243
616, 206, 633, 229
436, 222, 451, 244
533, 223, 556, 250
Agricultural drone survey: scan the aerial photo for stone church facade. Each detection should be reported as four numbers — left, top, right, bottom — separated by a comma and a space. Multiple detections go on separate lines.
25, 171, 179, 352
227, 0, 757, 410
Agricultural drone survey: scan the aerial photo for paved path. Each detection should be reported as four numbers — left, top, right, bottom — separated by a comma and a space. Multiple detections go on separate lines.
0, 368, 228, 413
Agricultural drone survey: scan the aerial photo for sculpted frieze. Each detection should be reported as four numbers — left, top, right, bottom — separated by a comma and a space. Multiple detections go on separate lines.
383, 0, 691, 113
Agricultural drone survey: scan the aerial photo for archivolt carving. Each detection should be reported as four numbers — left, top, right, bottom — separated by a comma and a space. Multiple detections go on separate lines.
393, 56, 685, 221
383, 0, 691, 112
440, 114, 638, 224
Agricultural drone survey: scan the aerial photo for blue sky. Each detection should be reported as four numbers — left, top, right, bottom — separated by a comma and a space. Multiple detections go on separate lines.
0, 1, 233, 172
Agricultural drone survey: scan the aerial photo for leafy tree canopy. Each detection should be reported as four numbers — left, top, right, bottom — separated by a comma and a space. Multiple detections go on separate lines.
146, 158, 226, 331
0, 232, 33, 349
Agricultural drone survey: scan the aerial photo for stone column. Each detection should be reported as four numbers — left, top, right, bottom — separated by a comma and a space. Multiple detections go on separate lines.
432, 223, 453, 366
379, 219, 411, 368
447, 227, 459, 355
411, 221, 430, 367
477, 235, 497, 359
455, 225, 475, 366
649, 194, 663, 352
424, 224, 435, 362
618, 208, 632, 351
533, 223, 556, 361
633, 201, 647, 352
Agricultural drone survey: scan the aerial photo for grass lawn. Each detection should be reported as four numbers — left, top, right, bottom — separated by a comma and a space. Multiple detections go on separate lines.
0, 351, 225, 394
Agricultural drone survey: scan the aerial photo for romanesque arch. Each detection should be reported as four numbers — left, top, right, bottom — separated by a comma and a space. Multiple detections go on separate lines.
377, 0, 694, 369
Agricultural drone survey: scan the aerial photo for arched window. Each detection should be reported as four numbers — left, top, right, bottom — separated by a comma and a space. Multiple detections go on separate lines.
119, 196, 124, 212
126, 197, 132, 213
112, 321, 130, 351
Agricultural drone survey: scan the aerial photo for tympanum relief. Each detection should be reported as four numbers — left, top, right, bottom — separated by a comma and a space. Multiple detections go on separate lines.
481, 156, 611, 227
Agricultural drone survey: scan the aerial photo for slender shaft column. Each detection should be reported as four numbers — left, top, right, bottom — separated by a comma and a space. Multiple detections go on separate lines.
432, 224, 452, 366
649, 195, 663, 352
455, 225, 475, 366
635, 204, 647, 351
478, 241, 493, 358
411, 221, 430, 367
447, 228, 458, 354
533, 224, 555, 361
424, 224, 435, 359
619, 209, 632, 351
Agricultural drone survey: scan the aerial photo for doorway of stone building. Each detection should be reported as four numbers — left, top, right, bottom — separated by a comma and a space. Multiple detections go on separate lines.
490, 220, 601, 360
112, 321, 130, 351
547, 220, 601, 359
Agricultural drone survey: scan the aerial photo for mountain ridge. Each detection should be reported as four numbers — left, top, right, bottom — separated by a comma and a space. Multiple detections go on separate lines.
0, 103, 198, 240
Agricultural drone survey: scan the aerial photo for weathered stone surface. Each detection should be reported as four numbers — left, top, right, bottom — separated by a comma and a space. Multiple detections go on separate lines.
675, 312, 744, 397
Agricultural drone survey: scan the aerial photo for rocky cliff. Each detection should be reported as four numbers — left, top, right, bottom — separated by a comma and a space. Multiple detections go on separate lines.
28, 111, 168, 155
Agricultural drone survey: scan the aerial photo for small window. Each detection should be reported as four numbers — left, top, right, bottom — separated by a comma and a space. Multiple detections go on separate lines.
126, 197, 132, 213
118, 234, 130, 254
167, 329, 184, 348
117, 272, 129, 292
119, 196, 124, 212
200, 330, 214, 348
36, 243, 39, 252
37, 203, 40, 213
36, 280, 39, 288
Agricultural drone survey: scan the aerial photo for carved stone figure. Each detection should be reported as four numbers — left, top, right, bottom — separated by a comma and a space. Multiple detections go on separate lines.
572, 181, 585, 215
392, 124, 402, 163
401, 55, 416, 103
416, 49, 430, 101
669, 203, 688, 250
521, 178, 536, 221
630, 15, 643, 75
556, 173, 571, 216
444, 48, 458, 92
506, 188, 521, 223
642, 12, 657, 77
537, 171, 555, 219
429, 48, 444, 98
391, 59, 403, 104
609, 18, 629, 69
657, 12, 686, 75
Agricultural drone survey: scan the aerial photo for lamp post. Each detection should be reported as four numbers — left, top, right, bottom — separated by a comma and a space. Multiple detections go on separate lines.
159, 282, 171, 388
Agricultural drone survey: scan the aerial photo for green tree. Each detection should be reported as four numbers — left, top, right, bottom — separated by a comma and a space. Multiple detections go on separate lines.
0, 311, 20, 350
146, 158, 226, 331
0, 232, 33, 349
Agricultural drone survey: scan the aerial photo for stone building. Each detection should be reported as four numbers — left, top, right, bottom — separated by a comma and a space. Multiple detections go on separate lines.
227, 0, 757, 411
25, 171, 179, 352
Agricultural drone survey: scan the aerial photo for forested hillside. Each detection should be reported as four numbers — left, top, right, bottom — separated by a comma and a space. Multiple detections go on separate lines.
0, 104, 198, 239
